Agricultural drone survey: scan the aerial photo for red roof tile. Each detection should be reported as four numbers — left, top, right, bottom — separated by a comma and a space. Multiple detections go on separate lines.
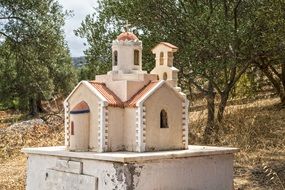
71, 101, 89, 111
151, 42, 178, 52
160, 42, 178, 49
89, 81, 124, 107
125, 81, 159, 107
117, 32, 138, 41
88, 81, 159, 108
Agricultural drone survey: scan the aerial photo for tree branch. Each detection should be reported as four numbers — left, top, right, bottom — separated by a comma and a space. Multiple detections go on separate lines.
269, 64, 281, 79
188, 77, 208, 94
0, 31, 17, 43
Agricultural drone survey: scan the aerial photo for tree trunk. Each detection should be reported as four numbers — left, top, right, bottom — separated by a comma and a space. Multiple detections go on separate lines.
281, 64, 285, 106
280, 92, 285, 106
217, 91, 230, 123
257, 63, 284, 104
30, 97, 38, 116
29, 96, 44, 116
203, 82, 216, 142
281, 64, 285, 89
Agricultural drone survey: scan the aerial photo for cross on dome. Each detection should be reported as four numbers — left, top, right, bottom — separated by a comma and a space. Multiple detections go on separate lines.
117, 20, 138, 41
123, 20, 131, 32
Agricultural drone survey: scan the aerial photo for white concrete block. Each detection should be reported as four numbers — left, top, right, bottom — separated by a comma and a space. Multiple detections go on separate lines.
23, 145, 238, 190
45, 169, 97, 190
54, 160, 82, 174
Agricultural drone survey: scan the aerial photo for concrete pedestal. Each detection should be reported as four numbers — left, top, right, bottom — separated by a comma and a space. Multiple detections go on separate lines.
22, 145, 238, 190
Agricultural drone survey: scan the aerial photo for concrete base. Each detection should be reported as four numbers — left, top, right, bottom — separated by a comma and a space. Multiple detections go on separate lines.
22, 145, 238, 190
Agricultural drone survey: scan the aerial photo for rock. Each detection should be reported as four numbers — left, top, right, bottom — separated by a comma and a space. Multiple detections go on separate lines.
6, 119, 45, 133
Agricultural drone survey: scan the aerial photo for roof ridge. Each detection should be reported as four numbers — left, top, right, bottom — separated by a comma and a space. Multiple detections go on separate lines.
124, 80, 159, 107
89, 80, 104, 84
87, 80, 160, 108
89, 81, 124, 107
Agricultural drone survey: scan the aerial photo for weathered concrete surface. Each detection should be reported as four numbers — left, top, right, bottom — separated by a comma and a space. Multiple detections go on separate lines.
44, 169, 97, 190
23, 145, 238, 190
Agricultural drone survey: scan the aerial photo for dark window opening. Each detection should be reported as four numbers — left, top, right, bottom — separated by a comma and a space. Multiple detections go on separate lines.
159, 52, 164, 65
160, 109, 169, 128
134, 50, 139, 65
114, 50, 118, 66
163, 72, 167, 80
71, 121, 74, 135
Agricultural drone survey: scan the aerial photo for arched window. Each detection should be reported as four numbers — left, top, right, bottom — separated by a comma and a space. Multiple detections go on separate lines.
114, 50, 118, 66
134, 50, 139, 65
163, 72, 167, 80
71, 121, 75, 135
160, 109, 169, 128
159, 52, 164, 65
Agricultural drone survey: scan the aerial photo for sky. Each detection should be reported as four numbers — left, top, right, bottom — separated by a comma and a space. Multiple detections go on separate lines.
57, 0, 98, 57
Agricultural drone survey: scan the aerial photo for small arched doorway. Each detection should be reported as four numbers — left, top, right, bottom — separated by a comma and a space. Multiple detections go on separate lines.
69, 101, 90, 151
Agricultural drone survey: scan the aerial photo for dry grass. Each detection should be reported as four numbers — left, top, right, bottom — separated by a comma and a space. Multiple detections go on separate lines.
0, 98, 284, 189
0, 114, 64, 190
190, 97, 285, 190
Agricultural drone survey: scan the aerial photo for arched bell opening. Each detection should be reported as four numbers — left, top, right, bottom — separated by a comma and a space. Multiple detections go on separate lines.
163, 72, 168, 80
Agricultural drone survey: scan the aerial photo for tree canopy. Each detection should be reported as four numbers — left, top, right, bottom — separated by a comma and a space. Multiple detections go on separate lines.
0, 0, 77, 114
76, 0, 285, 140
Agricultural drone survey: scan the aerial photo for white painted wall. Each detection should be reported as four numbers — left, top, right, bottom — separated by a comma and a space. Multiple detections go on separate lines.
144, 84, 184, 151
124, 108, 137, 151
25, 149, 235, 190
67, 84, 100, 151
107, 107, 124, 151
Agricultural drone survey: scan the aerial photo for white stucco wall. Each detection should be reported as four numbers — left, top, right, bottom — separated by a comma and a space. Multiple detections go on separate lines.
107, 107, 124, 151
144, 84, 184, 151
124, 108, 137, 151
67, 84, 100, 151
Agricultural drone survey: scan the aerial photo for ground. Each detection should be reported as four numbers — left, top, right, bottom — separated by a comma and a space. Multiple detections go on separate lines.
0, 97, 284, 190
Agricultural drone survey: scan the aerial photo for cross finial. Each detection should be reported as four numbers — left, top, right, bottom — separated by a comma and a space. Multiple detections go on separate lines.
123, 20, 131, 32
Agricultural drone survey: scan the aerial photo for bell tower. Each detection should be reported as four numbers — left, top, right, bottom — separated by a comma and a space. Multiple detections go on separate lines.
111, 21, 143, 74
150, 42, 180, 89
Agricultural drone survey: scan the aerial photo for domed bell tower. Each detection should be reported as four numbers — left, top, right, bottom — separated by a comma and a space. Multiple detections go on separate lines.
111, 22, 143, 74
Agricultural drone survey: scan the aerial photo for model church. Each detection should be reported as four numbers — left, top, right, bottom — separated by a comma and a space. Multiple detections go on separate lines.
64, 29, 189, 153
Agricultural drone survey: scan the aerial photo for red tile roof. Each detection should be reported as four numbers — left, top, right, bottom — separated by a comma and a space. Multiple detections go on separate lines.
88, 81, 159, 108
160, 42, 178, 49
89, 81, 124, 107
71, 101, 89, 111
151, 42, 178, 52
117, 32, 138, 41
125, 81, 159, 107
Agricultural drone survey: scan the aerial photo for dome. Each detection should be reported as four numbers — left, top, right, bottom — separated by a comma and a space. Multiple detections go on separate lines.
117, 32, 138, 41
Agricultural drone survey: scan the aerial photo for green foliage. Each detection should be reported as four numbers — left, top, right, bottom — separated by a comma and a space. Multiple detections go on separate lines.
235, 74, 255, 98
75, 0, 285, 138
0, 0, 77, 112
76, 0, 254, 126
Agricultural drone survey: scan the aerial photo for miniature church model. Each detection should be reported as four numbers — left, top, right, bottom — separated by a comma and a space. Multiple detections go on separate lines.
23, 25, 238, 190
64, 29, 189, 153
